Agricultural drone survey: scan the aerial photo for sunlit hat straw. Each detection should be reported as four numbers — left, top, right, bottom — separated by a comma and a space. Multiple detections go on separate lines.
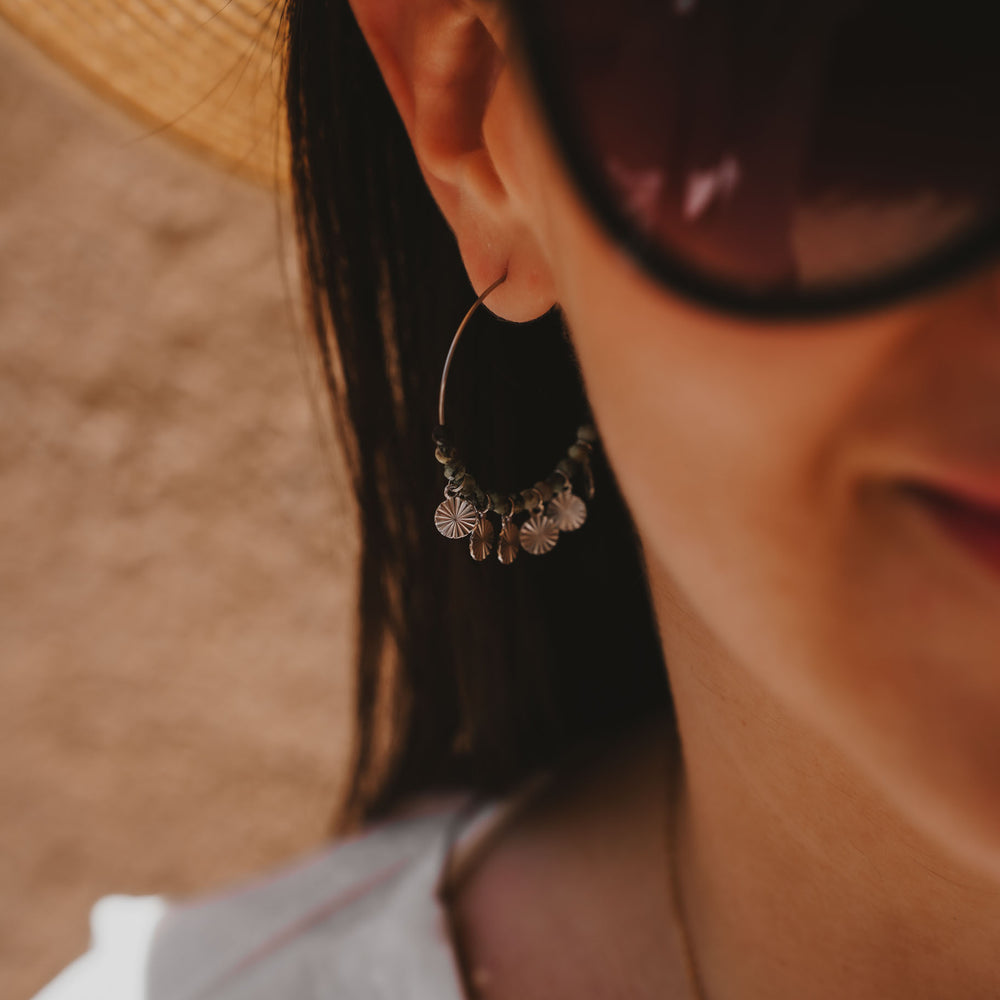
0, 0, 287, 186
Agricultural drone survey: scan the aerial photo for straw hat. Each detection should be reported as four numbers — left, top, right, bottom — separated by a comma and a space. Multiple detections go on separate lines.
0, 0, 287, 186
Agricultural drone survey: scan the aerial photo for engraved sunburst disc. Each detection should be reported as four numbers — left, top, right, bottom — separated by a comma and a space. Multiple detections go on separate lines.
547, 490, 587, 532
497, 519, 520, 565
435, 495, 478, 539
519, 513, 559, 555
469, 516, 495, 561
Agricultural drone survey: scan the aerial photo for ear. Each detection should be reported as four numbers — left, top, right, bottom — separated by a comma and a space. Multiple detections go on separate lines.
347, 0, 556, 321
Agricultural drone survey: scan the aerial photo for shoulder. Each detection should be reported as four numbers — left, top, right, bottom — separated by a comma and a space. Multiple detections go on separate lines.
32, 794, 479, 1000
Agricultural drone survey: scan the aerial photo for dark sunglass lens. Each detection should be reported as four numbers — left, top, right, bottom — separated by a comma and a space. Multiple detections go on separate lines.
517, 0, 1000, 299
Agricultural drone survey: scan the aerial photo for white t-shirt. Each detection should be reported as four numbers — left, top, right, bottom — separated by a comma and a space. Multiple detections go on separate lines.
33, 793, 494, 1000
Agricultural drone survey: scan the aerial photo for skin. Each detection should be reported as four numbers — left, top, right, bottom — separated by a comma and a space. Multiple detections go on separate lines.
351, 1, 1000, 997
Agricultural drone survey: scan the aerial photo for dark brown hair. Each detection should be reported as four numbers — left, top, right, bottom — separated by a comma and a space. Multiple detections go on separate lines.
281, 0, 671, 825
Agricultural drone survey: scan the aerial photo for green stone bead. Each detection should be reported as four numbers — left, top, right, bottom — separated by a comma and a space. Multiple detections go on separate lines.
577, 424, 598, 444
444, 461, 466, 481
533, 480, 554, 503
512, 496, 525, 514
473, 487, 488, 508
488, 492, 504, 512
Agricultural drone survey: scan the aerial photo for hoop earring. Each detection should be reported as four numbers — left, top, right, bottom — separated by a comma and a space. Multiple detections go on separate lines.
432, 274, 598, 565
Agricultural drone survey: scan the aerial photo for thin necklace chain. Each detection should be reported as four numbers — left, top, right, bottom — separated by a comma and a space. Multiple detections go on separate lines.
665, 760, 710, 1000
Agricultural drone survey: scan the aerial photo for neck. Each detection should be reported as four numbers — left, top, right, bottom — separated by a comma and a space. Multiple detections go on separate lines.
646, 558, 1000, 1000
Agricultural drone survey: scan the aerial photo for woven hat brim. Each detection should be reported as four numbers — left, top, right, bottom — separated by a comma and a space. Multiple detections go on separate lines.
0, 0, 288, 186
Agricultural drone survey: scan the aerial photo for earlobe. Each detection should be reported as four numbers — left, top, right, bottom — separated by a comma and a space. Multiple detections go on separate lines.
347, 0, 557, 321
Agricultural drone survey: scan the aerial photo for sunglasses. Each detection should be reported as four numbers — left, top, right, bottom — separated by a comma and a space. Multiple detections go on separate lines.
506, 0, 1000, 319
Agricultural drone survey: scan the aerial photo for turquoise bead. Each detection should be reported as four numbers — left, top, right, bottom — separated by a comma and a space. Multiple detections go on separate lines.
533, 480, 554, 503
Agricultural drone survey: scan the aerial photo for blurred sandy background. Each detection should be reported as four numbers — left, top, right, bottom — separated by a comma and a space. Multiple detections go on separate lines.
0, 20, 355, 999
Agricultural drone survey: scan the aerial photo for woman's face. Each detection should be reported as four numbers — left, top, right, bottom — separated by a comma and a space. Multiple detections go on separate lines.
482, 50, 1000, 870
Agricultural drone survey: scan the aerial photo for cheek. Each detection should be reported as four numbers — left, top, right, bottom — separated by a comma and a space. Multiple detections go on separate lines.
546, 182, 871, 705
544, 183, 886, 671
531, 145, 1000, 869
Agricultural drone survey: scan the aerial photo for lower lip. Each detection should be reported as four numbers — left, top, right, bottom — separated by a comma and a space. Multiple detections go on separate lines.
903, 484, 1000, 581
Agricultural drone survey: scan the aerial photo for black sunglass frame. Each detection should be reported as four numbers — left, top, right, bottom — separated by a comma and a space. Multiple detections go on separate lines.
505, 0, 1000, 322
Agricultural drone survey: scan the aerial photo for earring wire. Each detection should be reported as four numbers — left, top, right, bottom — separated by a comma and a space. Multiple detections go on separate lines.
437, 272, 508, 428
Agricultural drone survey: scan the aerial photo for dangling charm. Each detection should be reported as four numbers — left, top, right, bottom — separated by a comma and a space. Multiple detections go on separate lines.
469, 513, 495, 562
435, 493, 478, 539
546, 489, 587, 532
520, 511, 559, 555
497, 515, 520, 565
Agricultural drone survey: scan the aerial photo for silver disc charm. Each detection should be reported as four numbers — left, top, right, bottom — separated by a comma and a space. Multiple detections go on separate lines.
520, 513, 559, 555
546, 490, 587, 532
497, 517, 520, 565
469, 515, 495, 562
435, 495, 478, 539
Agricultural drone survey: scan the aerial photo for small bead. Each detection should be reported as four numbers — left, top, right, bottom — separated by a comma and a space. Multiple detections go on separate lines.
557, 457, 579, 479
545, 472, 566, 491
473, 487, 488, 508
432, 425, 450, 446
577, 424, 598, 444
533, 481, 554, 503
512, 495, 526, 514
434, 446, 454, 465
444, 461, 466, 481
568, 443, 588, 463
488, 492, 504, 512
495, 496, 513, 516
